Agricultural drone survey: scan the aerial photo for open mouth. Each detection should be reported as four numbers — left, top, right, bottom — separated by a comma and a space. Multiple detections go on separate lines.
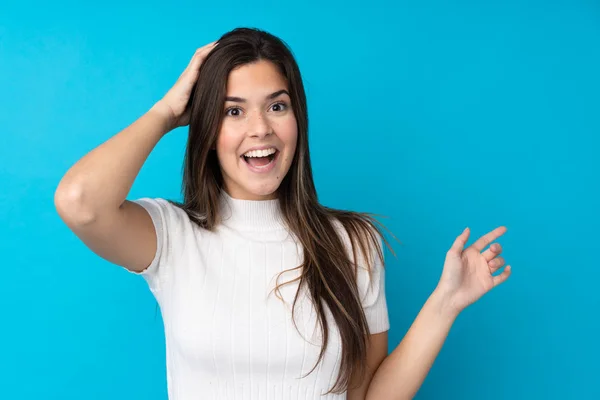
241, 150, 279, 169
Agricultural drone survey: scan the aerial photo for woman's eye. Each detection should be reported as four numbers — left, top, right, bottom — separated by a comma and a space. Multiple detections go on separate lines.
271, 102, 288, 112
226, 107, 242, 117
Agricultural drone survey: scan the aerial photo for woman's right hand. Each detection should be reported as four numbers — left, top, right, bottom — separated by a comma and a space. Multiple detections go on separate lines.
152, 41, 217, 132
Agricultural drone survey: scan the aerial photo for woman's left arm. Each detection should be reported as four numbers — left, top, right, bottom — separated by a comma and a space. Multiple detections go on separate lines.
366, 226, 512, 400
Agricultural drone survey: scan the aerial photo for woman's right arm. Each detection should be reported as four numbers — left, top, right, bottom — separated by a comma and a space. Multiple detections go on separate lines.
54, 42, 217, 273
54, 104, 174, 273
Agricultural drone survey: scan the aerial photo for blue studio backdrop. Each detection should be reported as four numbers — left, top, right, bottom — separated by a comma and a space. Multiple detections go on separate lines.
1, 0, 598, 399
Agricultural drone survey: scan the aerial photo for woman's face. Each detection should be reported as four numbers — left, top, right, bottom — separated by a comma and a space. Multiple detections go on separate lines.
216, 59, 298, 200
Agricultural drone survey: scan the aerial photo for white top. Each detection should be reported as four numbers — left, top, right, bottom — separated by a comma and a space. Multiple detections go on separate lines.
130, 190, 389, 400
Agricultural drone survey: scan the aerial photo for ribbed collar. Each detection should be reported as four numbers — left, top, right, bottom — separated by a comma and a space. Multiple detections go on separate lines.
218, 189, 286, 231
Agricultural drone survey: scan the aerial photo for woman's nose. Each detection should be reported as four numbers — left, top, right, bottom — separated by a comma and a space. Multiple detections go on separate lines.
247, 111, 273, 137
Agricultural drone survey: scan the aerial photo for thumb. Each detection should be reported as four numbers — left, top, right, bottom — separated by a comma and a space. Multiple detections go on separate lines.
449, 227, 470, 254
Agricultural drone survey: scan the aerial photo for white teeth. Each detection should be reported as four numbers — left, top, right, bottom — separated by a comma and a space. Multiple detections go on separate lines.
243, 148, 277, 158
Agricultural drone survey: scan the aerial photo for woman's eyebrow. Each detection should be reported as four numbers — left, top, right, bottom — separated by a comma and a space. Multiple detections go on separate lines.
225, 89, 290, 103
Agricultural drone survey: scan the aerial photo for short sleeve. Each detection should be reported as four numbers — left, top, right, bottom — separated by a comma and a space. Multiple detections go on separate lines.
128, 197, 185, 298
334, 220, 390, 334
356, 233, 390, 334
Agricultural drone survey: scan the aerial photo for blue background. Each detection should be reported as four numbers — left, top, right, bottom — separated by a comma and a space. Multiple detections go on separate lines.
1, 0, 598, 398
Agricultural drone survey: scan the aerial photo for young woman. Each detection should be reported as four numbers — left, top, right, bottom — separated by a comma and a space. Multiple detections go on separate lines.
54, 27, 511, 400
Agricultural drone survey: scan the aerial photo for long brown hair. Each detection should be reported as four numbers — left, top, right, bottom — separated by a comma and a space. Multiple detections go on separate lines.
169, 27, 397, 394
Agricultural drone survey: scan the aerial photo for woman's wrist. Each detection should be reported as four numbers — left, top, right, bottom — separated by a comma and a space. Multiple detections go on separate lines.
149, 101, 177, 135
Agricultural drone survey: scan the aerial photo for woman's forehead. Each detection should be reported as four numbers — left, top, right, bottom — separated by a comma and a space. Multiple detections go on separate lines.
225, 60, 288, 98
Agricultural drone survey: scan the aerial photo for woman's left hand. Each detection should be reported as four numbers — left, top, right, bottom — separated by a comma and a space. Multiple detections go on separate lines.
436, 226, 512, 315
